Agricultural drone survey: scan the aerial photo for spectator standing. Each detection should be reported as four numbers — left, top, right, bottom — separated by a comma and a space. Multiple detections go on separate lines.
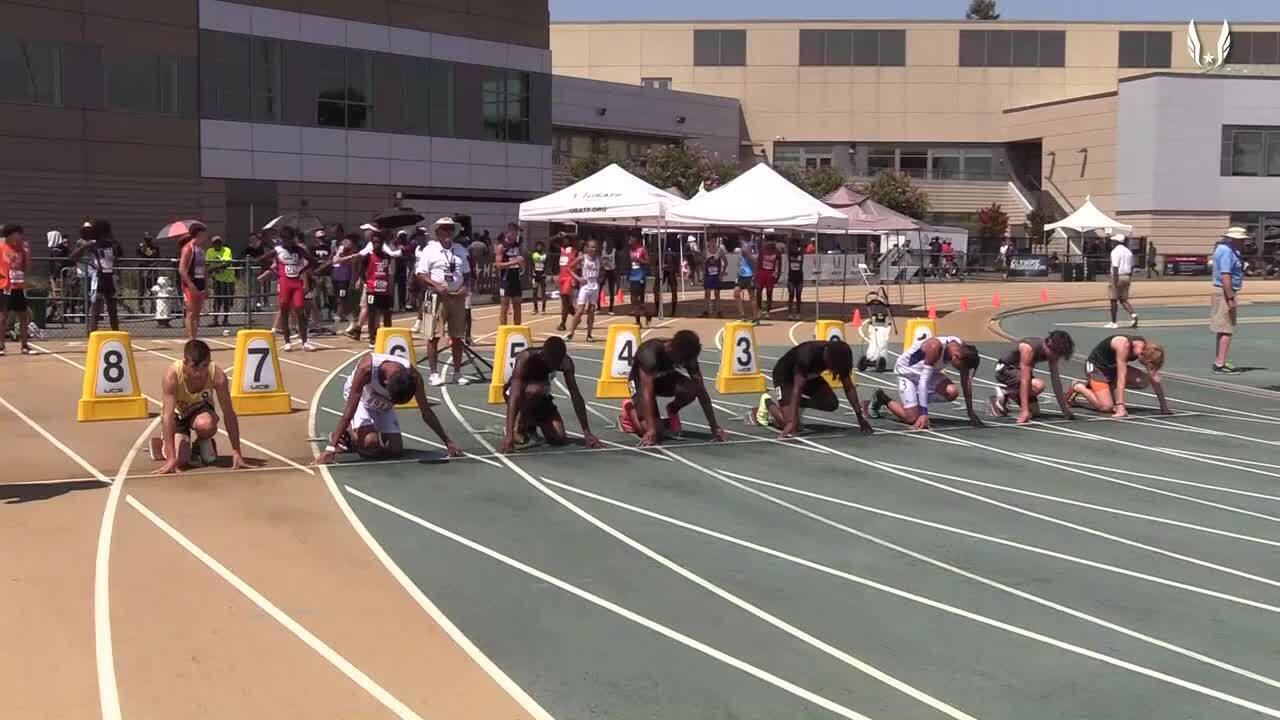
69, 220, 123, 332
242, 233, 269, 309
1105, 233, 1138, 329
421, 218, 471, 386
330, 234, 357, 333
600, 238, 618, 314
494, 224, 525, 326
177, 223, 209, 340
1210, 227, 1247, 374
0, 224, 32, 355
308, 229, 334, 322
393, 230, 412, 312
469, 231, 490, 286
205, 235, 235, 327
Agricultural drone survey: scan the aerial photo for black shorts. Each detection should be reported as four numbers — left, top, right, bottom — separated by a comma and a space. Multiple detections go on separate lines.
776, 377, 833, 407
94, 273, 117, 300
175, 401, 216, 435
788, 272, 804, 288
736, 276, 753, 290
628, 371, 685, 401
532, 272, 546, 287
504, 385, 559, 426
367, 292, 393, 311
0, 288, 28, 312
629, 280, 646, 299
994, 362, 1022, 389
500, 273, 523, 297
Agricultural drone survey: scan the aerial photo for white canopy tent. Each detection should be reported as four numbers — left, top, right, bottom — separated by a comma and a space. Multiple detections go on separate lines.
666, 163, 849, 230
518, 163, 686, 226
1045, 196, 1133, 257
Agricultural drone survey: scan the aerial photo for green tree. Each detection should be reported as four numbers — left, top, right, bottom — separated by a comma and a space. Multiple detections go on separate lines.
568, 152, 612, 182
858, 170, 930, 219
965, 0, 1000, 20
775, 165, 848, 198
629, 143, 740, 197
1024, 204, 1061, 249
976, 202, 1010, 241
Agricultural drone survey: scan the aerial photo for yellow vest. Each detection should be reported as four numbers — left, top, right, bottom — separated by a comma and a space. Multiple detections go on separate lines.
206, 245, 235, 283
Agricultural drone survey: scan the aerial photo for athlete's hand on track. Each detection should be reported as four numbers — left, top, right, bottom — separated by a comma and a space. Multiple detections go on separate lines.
967, 414, 984, 428
230, 450, 247, 470
153, 457, 184, 475
710, 426, 728, 443
312, 449, 337, 466
779, 422, 799, 438
1016, 410, 1033, 424
639, 429, 659, 447
857, 416, 874, 434
911, 415, 932, 431
498, 436, 516, 454
444, 441, 465, 458
582, 432, 604, 449
1113, 404, 1128, 418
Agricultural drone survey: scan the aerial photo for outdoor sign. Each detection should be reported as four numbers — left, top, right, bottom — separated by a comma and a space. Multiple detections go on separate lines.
1164, 254, 1211, 276
1006, 255, 1051, 278
1187, 20, 1230, 72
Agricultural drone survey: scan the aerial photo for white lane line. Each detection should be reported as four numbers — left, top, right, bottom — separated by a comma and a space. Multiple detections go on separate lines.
1136, 416, 1280, 449
584, 399, 829, 454
882, 459, 1280, 544
713, 466, 1280, 617
459, 401, 669, 462
96, 414, 162, 720
1025, 455, 1280, 503
319, 406, 501, 468
125, 495, 426, 719
787, 322, 803, 347
641, 317, 678, 340
0, 395, 111, 483
347, 485, 873, 720
449, 380, 972, 718
911, 426, 1280, 532
203, 338, 332, 374
442, 387, 957, 717
815, 437, 1280, 590
307, 354, 553, 720
542, 477, 1280, 700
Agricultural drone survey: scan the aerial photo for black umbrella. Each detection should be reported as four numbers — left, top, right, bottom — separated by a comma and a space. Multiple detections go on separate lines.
263, 212, 324, 235
373, 208, 425, 230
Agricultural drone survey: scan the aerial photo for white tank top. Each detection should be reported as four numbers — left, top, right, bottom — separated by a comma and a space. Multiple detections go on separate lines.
896, 335, 961, 374
345, 353, 411, 412
582, 256, 600, 288
276, 245, 304, 279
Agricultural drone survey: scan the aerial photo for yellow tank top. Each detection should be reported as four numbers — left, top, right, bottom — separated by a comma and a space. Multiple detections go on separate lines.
172, 359, 217, 414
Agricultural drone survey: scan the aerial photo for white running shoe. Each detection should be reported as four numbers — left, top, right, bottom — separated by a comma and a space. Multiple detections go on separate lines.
1103, 322, 1118, 329
455, 373, 471, 386
429, 372, 447, 387
283, 341, 294, 352
302, 341, 316, 352
1129, 314, 1139, 328
411, 320, 421, 333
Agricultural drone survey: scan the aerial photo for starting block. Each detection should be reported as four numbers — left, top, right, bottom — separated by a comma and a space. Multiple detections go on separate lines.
597, 323, 640, 398
814, 319, 854, 389
374, 327, 417, 408
716, 321, 767, 394
77, 331, 148, 422
489, 324, 532, 404
902, 318, 936, 350
229, 329, 291, 415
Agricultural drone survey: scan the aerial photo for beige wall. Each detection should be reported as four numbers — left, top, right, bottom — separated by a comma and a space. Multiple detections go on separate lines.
1003, 93, 1119, 213
552, 20, 1280, 154
1118, 211, 1232, 256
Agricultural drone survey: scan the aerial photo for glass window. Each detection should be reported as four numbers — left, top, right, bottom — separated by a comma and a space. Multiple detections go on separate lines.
958, 30, 985, 66
641, 77, 672, 89
1253, 33, 1280, 65
316, 48, 373, 129
1267, 132, 1280, 176
401, 57, 431, 134
986, 30, 1011, 67
900, 150, 927, 179
0, 38, 63, 106
1117, 31, 1146, 68
209, 33, 249, 119
1037, 31, 1065, 67
694, 29, 745, 66
482, 69, 531, 142
251, 37, 282, 122
694, 30, 719, 66
1228, 32, 1253, 64
798, 30, 824, 66
429, 60, 454, 137
1232, 131, 1264, 176
553, 133, 572, 163
825, 30, 852, 66
720, 30, 746, 66
878, 30, 906, 66
570, 134, 592, 158
867, 148, 896, 175
1144, 31, 1172, 68
105, 50, 180, 114
964, 152, 994, 180
931, 154, 962, 180
852, 30, 879, 66
1011, 31, 1038, 67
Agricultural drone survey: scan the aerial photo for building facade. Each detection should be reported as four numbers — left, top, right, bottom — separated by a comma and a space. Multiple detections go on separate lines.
552, 19, 1280, 252
0, 0, 553, 244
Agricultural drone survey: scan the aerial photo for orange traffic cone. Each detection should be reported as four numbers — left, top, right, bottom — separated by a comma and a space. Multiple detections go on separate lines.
992, 292, 1002, 308
599, 288, 606, 305
959, 297, 969, 311
852, 308, 862, 326
1040, 287, 1049, 303
615, 288, 624, 304
927, 304, 937, 320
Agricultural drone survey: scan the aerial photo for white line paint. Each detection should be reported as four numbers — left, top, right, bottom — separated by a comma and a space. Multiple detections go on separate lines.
1024, 454, 1280, 504
203, 338, 332, 374
1137, 416, 1280, 449
347, 486, 874, 720
0, 395, 112, 483
460, 399, 669, 462
714, 465, 1280, 616
1056, 316, 1280, 329
96, 414, 162, 720
542, 477, 1280, 699
306, 354, 555, 720
319, 406, 501, 468
641, 317, 678, 340
584, 399, 829, 454
126, 495, 427, 719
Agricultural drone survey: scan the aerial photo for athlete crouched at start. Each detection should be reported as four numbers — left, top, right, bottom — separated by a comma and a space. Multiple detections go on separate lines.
315, 352, 463, 464
750, 339, 873, 437
500, 337, 603, 453
153, 339, 247, 474
869, 335, 983, 429
990, 330, 1077, 424
1069, 334, 1171, 417
620, 330, 728, 446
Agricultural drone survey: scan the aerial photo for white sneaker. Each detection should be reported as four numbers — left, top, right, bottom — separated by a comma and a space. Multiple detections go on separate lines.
411, 320, 421, 334
302, 341, 316, 352
1129, 315, 1139, 328
429, 372, 446, 387
283, 341, 294, 352
1103, 322, 1118, 329
455, 372, 471, 386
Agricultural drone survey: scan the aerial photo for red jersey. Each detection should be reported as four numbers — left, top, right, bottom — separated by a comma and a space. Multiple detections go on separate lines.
558, 245, 576, 278
0, 242, 27, 290
365, 248, 392, 294
760, 246, 780, 273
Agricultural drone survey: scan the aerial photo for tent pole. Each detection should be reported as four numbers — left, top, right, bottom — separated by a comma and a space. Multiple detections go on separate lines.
814, 231, 820, 323
657, 221, 665, 321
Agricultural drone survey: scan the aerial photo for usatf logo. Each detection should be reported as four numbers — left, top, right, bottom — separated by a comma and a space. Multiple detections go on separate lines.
1187, 20, 1231, 72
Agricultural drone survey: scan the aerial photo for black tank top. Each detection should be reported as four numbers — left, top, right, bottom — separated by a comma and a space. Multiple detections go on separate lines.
999, 337, 1048, 367
501, 242, 522, 283
513, 349, 557, 385
1086, 335, 1142, 372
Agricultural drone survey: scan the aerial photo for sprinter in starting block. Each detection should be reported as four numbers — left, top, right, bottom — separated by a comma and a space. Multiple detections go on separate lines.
499, 336, 602, 453
748, 339, 872, 437
869, 334, 983, 429
620, 330, 727, 446
1069, 334, 1171, 417
152, 339, 246, 474
314, 352, 463, 464
990, 330, 1076, 424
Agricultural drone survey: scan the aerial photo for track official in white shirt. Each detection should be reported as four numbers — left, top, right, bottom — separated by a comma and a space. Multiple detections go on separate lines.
1107, 233, 1138, 329
421, 217, 472, 386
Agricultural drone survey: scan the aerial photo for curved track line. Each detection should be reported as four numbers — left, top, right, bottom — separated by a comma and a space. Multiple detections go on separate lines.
307, 355, 554, 720
97, 413, 162, 720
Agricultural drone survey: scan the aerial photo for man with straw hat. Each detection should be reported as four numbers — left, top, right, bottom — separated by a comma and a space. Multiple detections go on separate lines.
1210, 226, 1247, 374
